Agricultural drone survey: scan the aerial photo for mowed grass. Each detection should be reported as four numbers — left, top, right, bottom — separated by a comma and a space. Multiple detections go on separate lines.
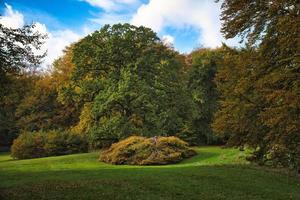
0, 147, 299, 200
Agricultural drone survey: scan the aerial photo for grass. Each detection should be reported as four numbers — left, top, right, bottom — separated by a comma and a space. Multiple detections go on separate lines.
0, 146, 299, 200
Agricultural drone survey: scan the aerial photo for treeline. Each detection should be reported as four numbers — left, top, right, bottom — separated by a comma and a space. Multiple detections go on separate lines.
1, 0, 299, 171
1, 24, 223, 149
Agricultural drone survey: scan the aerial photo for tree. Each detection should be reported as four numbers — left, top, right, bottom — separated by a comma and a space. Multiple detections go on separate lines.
71, 24, 195, 147
0, 23, 45, 82
186, 48, 223, 145
215, 0, 300, 170
213, 46, 268, 152
0, 74, 35, 149
0, 23, 45, 148
16, 46, 81, 133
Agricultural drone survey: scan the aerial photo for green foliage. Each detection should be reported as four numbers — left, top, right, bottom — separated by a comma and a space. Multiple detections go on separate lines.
0, 23, 45, 80
0, 23, 45, 148
43, 131, 88, 156
0, 74, 36, 148
71, 24, 195, 147
100, 136, 196, 165
11, 131, 88, 159
186, 48, 223, 145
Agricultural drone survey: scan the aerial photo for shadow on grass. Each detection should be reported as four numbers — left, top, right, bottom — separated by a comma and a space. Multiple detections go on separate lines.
1, 147, 299, 200
0, 164, 300, 200
180, 150, 218, 164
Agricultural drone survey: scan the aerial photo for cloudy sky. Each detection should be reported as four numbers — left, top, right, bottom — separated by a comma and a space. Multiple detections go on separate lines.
0, 0, 239, 67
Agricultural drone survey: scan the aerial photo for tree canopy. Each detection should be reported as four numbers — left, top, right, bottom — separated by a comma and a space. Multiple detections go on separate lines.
0, 23, 46, 148
70, 23, 195, 147
214, 0, 300, 169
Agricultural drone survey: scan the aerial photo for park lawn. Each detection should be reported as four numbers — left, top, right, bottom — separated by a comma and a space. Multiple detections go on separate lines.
0, 146, 299, 200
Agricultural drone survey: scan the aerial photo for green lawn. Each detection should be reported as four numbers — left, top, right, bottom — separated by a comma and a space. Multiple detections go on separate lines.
0, 146, 299, 200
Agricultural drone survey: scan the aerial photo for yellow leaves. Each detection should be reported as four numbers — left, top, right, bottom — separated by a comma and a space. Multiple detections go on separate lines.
129, 114, 144, 127
71, 103, 93, 135
100, 136, 196, 165
74, 86, 82, 94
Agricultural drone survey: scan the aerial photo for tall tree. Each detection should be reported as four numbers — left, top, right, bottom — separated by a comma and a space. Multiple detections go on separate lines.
215, 0, 300, 170
0, 23, 45, 148
187, 48, 223, 145
71, 24, 194, 147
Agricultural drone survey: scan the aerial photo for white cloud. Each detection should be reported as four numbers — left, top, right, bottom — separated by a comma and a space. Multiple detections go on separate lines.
82, 0, 138, 11
83, 0, 240, 49
162, 35, 174, 45
40, 27, 81, 68
0, 3, 24, 28
131, 0, 239, 48
0, 4, 81, 69
90, 12, 129, 25
84, 0, 139, 27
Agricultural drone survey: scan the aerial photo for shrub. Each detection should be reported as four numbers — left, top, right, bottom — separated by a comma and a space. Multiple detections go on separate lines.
11, 132, 46, 159
44, 131, 88, 156
11, 131, 88, 159
100, 136, 197, 165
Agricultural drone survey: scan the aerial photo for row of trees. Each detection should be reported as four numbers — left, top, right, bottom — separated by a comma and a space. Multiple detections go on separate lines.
0, 0, 299, 170
1, 23, 223, 148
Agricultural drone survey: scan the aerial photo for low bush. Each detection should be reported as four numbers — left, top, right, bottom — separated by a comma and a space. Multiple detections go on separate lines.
44, 131, 88, 156
11, 131, 88, 159
11, 132, 46, 159
100, 136, 197, 165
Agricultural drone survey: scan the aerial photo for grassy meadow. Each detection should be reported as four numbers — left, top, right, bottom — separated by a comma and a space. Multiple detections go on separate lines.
0, 146, 299, 200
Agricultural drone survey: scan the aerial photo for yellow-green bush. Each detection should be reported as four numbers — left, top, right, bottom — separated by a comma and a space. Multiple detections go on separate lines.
43, 131, 88, 156
11, 131, 88, 159
100, 136, 197, 165
11, 132, 46, 159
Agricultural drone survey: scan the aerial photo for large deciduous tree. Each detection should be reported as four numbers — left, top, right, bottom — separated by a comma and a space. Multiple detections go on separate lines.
71, 24, 195, 147
214, 0, 300, 170
186, 48, 223, 145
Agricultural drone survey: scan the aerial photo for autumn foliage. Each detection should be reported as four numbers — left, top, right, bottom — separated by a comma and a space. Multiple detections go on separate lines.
213, 0, 300, 170
100, 136, 196, 165
1, 1, 299, 173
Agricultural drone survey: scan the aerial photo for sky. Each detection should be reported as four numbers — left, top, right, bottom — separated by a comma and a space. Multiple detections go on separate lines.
0, 0, 240, 68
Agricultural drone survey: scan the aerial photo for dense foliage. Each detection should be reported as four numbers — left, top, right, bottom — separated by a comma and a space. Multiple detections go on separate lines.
0, 23, 45, 79
0, 23, 45, 149
1, 1, 299, 173
16, 61, 80, 132
70, 24, 195, 148
186, 48, 223, 145
100, 136, 196, 165
214, 0, 300, 170
0, 45, 81, 150
11, 130, 88, 159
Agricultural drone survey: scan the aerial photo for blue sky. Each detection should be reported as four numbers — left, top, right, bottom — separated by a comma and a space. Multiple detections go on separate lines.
0, 0, 239, 67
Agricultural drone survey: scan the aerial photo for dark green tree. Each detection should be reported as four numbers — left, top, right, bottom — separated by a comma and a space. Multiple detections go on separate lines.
0, 24, 45, 82
0, 23, 45, 149
187, 48, 223, 145
71, 24, 195, 147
